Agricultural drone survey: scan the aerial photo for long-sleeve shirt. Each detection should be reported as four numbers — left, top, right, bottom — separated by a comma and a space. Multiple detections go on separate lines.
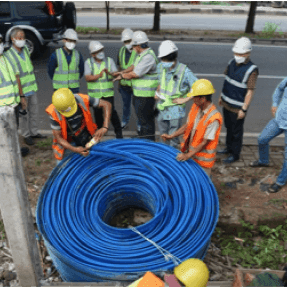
156, 62, 198, 120
47, 48, 84, 93
272, 77, 287, 130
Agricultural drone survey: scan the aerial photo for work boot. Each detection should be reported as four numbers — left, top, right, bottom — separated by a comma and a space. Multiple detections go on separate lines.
21, 147, 29, 157
24, 136, 34, 146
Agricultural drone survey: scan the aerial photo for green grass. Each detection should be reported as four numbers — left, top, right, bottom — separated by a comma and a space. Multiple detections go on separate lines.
0, 221, 5, 240
215, 220, 287, 269
256, 22, 284, 39
35, 159, 42, 166
76, 27, 100, 34
76, 27, 122, 35
36, 138, 53, 148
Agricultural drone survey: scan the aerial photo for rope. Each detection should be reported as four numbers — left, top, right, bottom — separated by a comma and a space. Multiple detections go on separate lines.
36, 139, 219, 282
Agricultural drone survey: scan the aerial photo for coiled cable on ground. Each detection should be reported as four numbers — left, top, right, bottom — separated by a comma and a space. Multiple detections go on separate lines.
36, 139, 219, 282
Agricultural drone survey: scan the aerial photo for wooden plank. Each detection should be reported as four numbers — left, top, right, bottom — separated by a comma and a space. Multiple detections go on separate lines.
0, 106, 43, 286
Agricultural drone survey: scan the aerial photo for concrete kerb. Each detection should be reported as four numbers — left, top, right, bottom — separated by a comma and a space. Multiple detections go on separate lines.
78, 34, 287, 46
75, 6, 287, 16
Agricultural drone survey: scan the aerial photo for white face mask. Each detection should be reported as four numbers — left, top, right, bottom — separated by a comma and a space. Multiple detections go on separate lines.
125, 44, 132, 51
97, 52, 105, 60
65, 42, 76, 50
234, 55, 245, 64
14, 39, 26, 48
0, 43, 4, 55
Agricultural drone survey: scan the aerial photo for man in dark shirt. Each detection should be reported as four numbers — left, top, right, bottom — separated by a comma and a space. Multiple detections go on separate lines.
46, 88, 111, 164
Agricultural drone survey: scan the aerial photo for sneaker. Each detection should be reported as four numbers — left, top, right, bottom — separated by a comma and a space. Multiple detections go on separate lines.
121, 122, 128, 130
222, 155, 239, 164
31, 133, 47, 139
268, 183, 282, 193
249, 160, 269, 167
217, 148, 230, 154
24, 136, 34, 146
137, 125, 141, 133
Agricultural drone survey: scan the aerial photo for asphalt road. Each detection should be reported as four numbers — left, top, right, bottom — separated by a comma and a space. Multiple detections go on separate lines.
77, 12, 287, 32
35, 40, 286, 135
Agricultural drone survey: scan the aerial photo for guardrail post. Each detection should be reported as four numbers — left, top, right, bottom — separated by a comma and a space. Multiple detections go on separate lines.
0, 106, 43, 286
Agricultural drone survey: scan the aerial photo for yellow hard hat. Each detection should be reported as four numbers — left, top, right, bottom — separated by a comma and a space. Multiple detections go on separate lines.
174, 258, 209, 287
187, 79, 215, 98
52, 88, 77, 118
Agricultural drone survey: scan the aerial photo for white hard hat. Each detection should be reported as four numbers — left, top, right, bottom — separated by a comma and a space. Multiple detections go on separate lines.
89, 41, 104, 53
63, 29, 78, 41
158, 40, 178, 58
131, 31, 149, 46
232, 37, 252, 54
121, 28, 133, 42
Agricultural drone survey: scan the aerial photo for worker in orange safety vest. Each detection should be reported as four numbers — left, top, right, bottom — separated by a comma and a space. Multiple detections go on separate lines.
46, 88, 111, 164
161, 79, 222, 177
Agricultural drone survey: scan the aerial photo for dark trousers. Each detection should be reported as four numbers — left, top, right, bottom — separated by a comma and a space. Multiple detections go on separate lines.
93, 96, 123, 138
133, 96, 155, 141
223, 107, 245, 159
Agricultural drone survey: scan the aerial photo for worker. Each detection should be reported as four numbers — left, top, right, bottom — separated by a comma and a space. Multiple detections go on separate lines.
5, 28, 46, 146
218, 37, 259, 164
250, 77, 287, 193
47, 28, 84, 93
113, 31, 159, 141
117, 28, 139, 130
46, 88, 111, 164
156, 40, 197, 149
161, 79, 222, 177
0, 33, 29, 157
128, 258, 209, 287
85, 41, 123, 139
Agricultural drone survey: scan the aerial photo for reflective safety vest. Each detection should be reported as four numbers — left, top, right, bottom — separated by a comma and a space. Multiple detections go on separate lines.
118, 46, 137, 87
52, 48, 80, 90
5, 46, 38, 95
132, 48, 159, 97
221, 59, 258, 109
86, 57, 114, 98
0, 56, 19, 106
45, 93, 97, 160
181, 103, 222, 168
157, 62, 187, 111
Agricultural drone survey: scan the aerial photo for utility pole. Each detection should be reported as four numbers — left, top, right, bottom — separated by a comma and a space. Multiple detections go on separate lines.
105, 1, 110, 31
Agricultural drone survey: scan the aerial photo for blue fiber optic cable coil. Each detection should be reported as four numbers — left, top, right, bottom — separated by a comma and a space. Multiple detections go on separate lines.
36, 139, 219, 282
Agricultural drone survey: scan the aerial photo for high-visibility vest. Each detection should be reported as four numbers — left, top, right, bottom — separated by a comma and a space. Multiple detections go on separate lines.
118, 46, 137, 87
52, 48, 80, 89
86, 57, 114, 98
45, 93, 97, 160
132, 48, 159, 97
181, 103, 223, 168
5, 46, 38, 95
221, 59, 258, 109
0, 56, 20, 106
157, 62, 187, 110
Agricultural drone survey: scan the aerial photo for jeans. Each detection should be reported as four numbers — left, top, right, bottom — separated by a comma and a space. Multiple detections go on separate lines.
258, 118, 287, 186
133, 96, 155, 141
119, 85, 133, 125
223, 107, 245, 159
157, 112, 182, 149
93, 96, 122, 138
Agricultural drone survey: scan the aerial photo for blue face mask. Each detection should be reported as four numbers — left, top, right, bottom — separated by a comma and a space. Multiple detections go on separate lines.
161, 62, 173, 69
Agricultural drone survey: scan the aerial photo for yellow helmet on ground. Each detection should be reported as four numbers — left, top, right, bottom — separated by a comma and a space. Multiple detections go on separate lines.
174, 258, 209, 287
187, 79, 215, 98
52, 88, 77, 118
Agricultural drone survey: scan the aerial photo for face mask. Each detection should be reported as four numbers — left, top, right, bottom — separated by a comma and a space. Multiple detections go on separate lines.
161, 62, 174, 69
14, 39, 26, 48
65, 42, 76, 50
125, 44, 132, 51
234, 55, 245, 64
0, 43, 4, 55
96, 52, 105, 60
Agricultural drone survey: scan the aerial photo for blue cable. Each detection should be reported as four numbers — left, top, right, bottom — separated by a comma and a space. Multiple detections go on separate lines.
36, 139, 219, 282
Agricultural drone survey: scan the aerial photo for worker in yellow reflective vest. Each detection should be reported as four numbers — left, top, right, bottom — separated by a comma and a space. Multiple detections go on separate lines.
156, 40, 197, 149
85, 41, 123, 139
116, 28, 139, 131
0, 33, 29, 157
5, 28, 46, 147
47, 28, 85, 94
114, 31, 159, 141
